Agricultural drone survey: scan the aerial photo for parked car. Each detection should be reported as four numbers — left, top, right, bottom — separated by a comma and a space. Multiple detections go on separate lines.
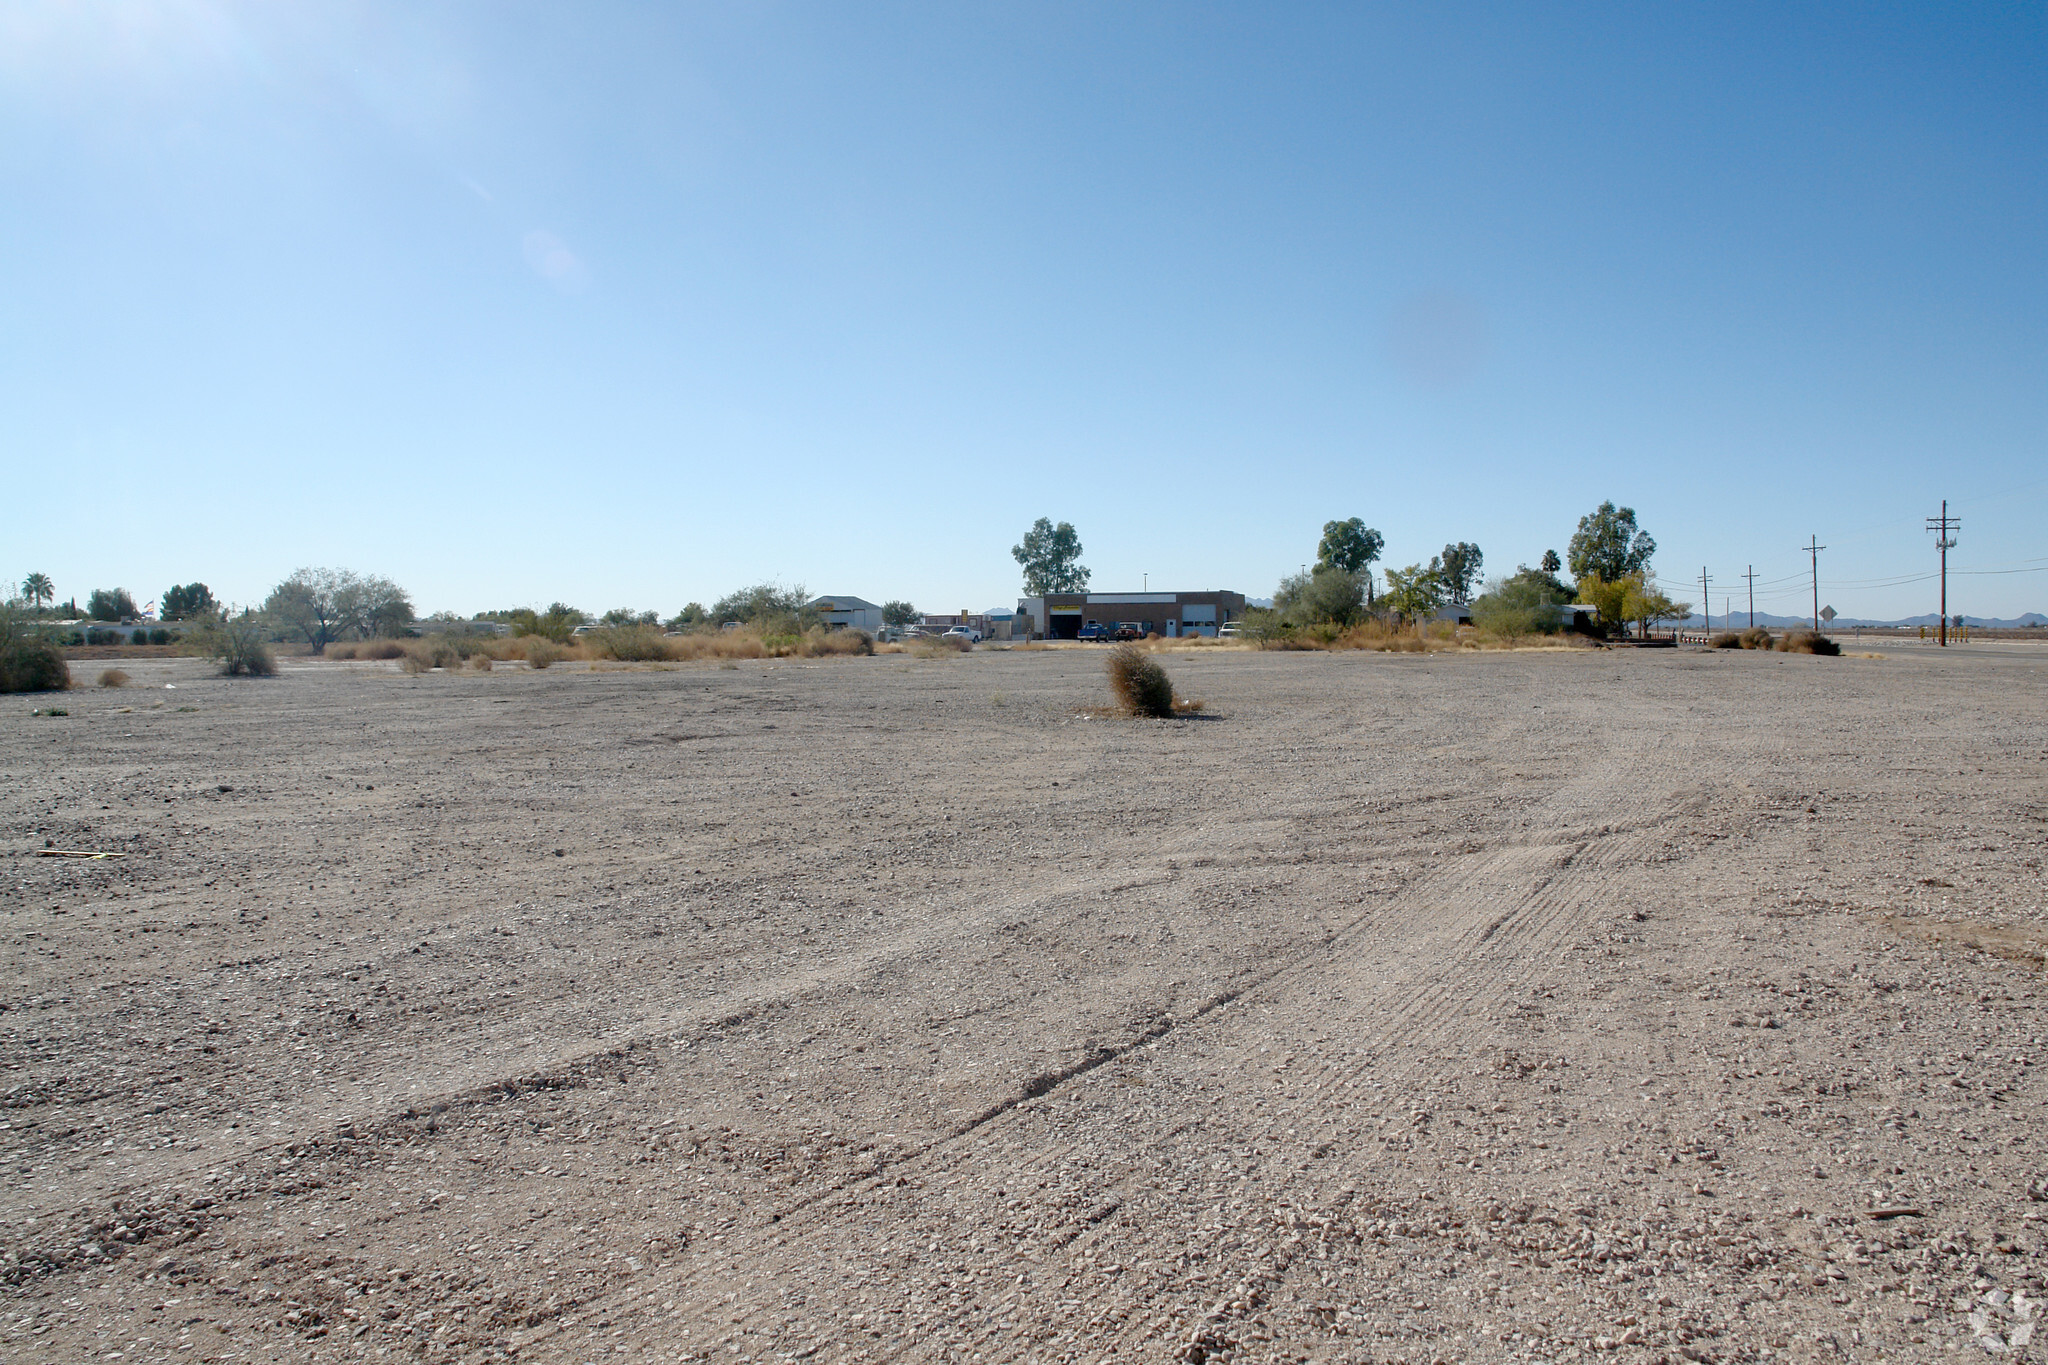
1217, 622, 1241, 639
943, 625, 983, 643
1076, 623, 1113, 641
1113, 622, 1145, 641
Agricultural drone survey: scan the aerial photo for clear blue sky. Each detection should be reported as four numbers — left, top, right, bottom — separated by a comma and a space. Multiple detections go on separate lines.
4, 2, 2043, 620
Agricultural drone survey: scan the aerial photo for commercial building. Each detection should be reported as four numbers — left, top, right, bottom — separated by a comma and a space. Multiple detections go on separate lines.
811, 596, 885, 633
1018, 590, 1248, 640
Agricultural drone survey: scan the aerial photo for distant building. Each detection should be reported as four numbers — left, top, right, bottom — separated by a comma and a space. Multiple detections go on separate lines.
1018, 590, 1247, 640
811, 596, 885, 632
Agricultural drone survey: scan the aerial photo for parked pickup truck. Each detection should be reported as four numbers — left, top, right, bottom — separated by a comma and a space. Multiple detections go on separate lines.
1113, 622, 1145, 641
1076, 623, 1113, 641
942, 625, 983, 643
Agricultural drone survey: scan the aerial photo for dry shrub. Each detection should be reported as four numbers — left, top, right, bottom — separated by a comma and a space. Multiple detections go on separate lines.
582, 624, 672, 662
523, 638, 570, 669
1739, 626, 1773, 649
1106, 643, 1174, 718
1709, 632, 1742, 649
801, 628, 874, 657
470, 652, 493, 671
402, 639, 463, 672
665, 633, 766, 662
98, 668, 130, 688
1776, 630, 1841, 656
329, 639, 407, 661
911, 634, 972, 659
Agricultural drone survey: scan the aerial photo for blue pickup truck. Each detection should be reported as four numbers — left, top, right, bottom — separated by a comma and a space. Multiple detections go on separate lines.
1076, 623, 1113, 641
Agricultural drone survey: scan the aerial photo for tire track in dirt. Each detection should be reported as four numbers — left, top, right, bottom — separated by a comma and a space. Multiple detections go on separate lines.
509, 746, 1736, 1360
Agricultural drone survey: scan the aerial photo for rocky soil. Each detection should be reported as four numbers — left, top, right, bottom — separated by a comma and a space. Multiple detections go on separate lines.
3, 641, 2047, 1364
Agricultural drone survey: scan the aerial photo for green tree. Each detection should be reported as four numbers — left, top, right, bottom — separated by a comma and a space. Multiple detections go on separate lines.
881, 600, 919, 627
21, 573, 53, 611
1434, 542, 1484, 603
1575, 571, 1685, 639
1382, 563, 1447, 625
1317, 518, 1384, 574
1012, 518, 1090, 595
1622, 576, 1688, 638
507, 602, 589, 642
265, 569, 347, 647
1274, 566, 1365, 627
161, 582, 217, 620
1539, 549, 1563, 576
601, 607, 659, 626
1469, 568, 1574, 639
87, 587, 138, 621
264, 568, 410, 646
665, 602, 710, 630
1317, 518, 1384, 605
1567, 502, 1656, 583
710, 584, 813, 627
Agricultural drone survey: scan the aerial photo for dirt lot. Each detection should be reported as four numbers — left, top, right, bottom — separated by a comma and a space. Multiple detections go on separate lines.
4, 642, 2047, 1364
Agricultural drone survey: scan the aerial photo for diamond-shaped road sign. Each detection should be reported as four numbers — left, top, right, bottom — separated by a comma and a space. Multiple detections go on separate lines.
1820, 605, 1837, 622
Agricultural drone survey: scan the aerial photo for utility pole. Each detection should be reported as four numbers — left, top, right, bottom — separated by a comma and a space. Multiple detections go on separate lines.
1700, 567, 1711, 634
1925, 500, 1959, 647
1744, 565, 1758, 629
1805, 536, 1826, 632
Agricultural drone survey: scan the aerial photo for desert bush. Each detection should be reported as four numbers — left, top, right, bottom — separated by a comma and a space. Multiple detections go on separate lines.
1710, 632, 1742, 649
326, 640, 408, 660
523, 638, 570, 669
402, 638, 462, 672
190, 611, 278, 677
582, 624, 672, 662
470, 651, 493, 671
98, 668, 130, 687
1776, 630, 1841, 656
1, 602, 70, 693
911, 634, 971, 659
1740, 627, 1773, 649
150, 628, 172, 645
804, 628, 874, 657
1106, 643, 1174, 718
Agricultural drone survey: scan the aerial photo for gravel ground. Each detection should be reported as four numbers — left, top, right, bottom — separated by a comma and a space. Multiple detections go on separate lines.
4, 641, 2048, 1365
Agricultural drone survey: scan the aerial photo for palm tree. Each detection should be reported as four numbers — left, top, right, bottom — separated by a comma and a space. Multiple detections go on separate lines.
21, 573, 53, 611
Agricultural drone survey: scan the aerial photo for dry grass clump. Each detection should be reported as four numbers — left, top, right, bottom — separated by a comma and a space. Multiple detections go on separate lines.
803, 627, 874, 657
1709, 632, 1742, 649
325, 640, 408, 660
1776, 630, 1841, 656
1106, 643, 1175, 718
911, 634, 972, 659
582, 625, 870, 662
98, 668, 130, 688
1740, 626, 1773, 649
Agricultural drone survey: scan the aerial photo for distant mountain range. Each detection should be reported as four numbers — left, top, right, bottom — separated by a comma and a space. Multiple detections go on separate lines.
1678, 609, 2047, 630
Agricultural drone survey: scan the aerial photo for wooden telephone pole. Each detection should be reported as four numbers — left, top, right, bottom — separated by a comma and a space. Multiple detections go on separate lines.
1743, 565, 1758, 629
1805, 536, 1825, 632
1925, 500, 1959, 647
1699, 567, 1711, 634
